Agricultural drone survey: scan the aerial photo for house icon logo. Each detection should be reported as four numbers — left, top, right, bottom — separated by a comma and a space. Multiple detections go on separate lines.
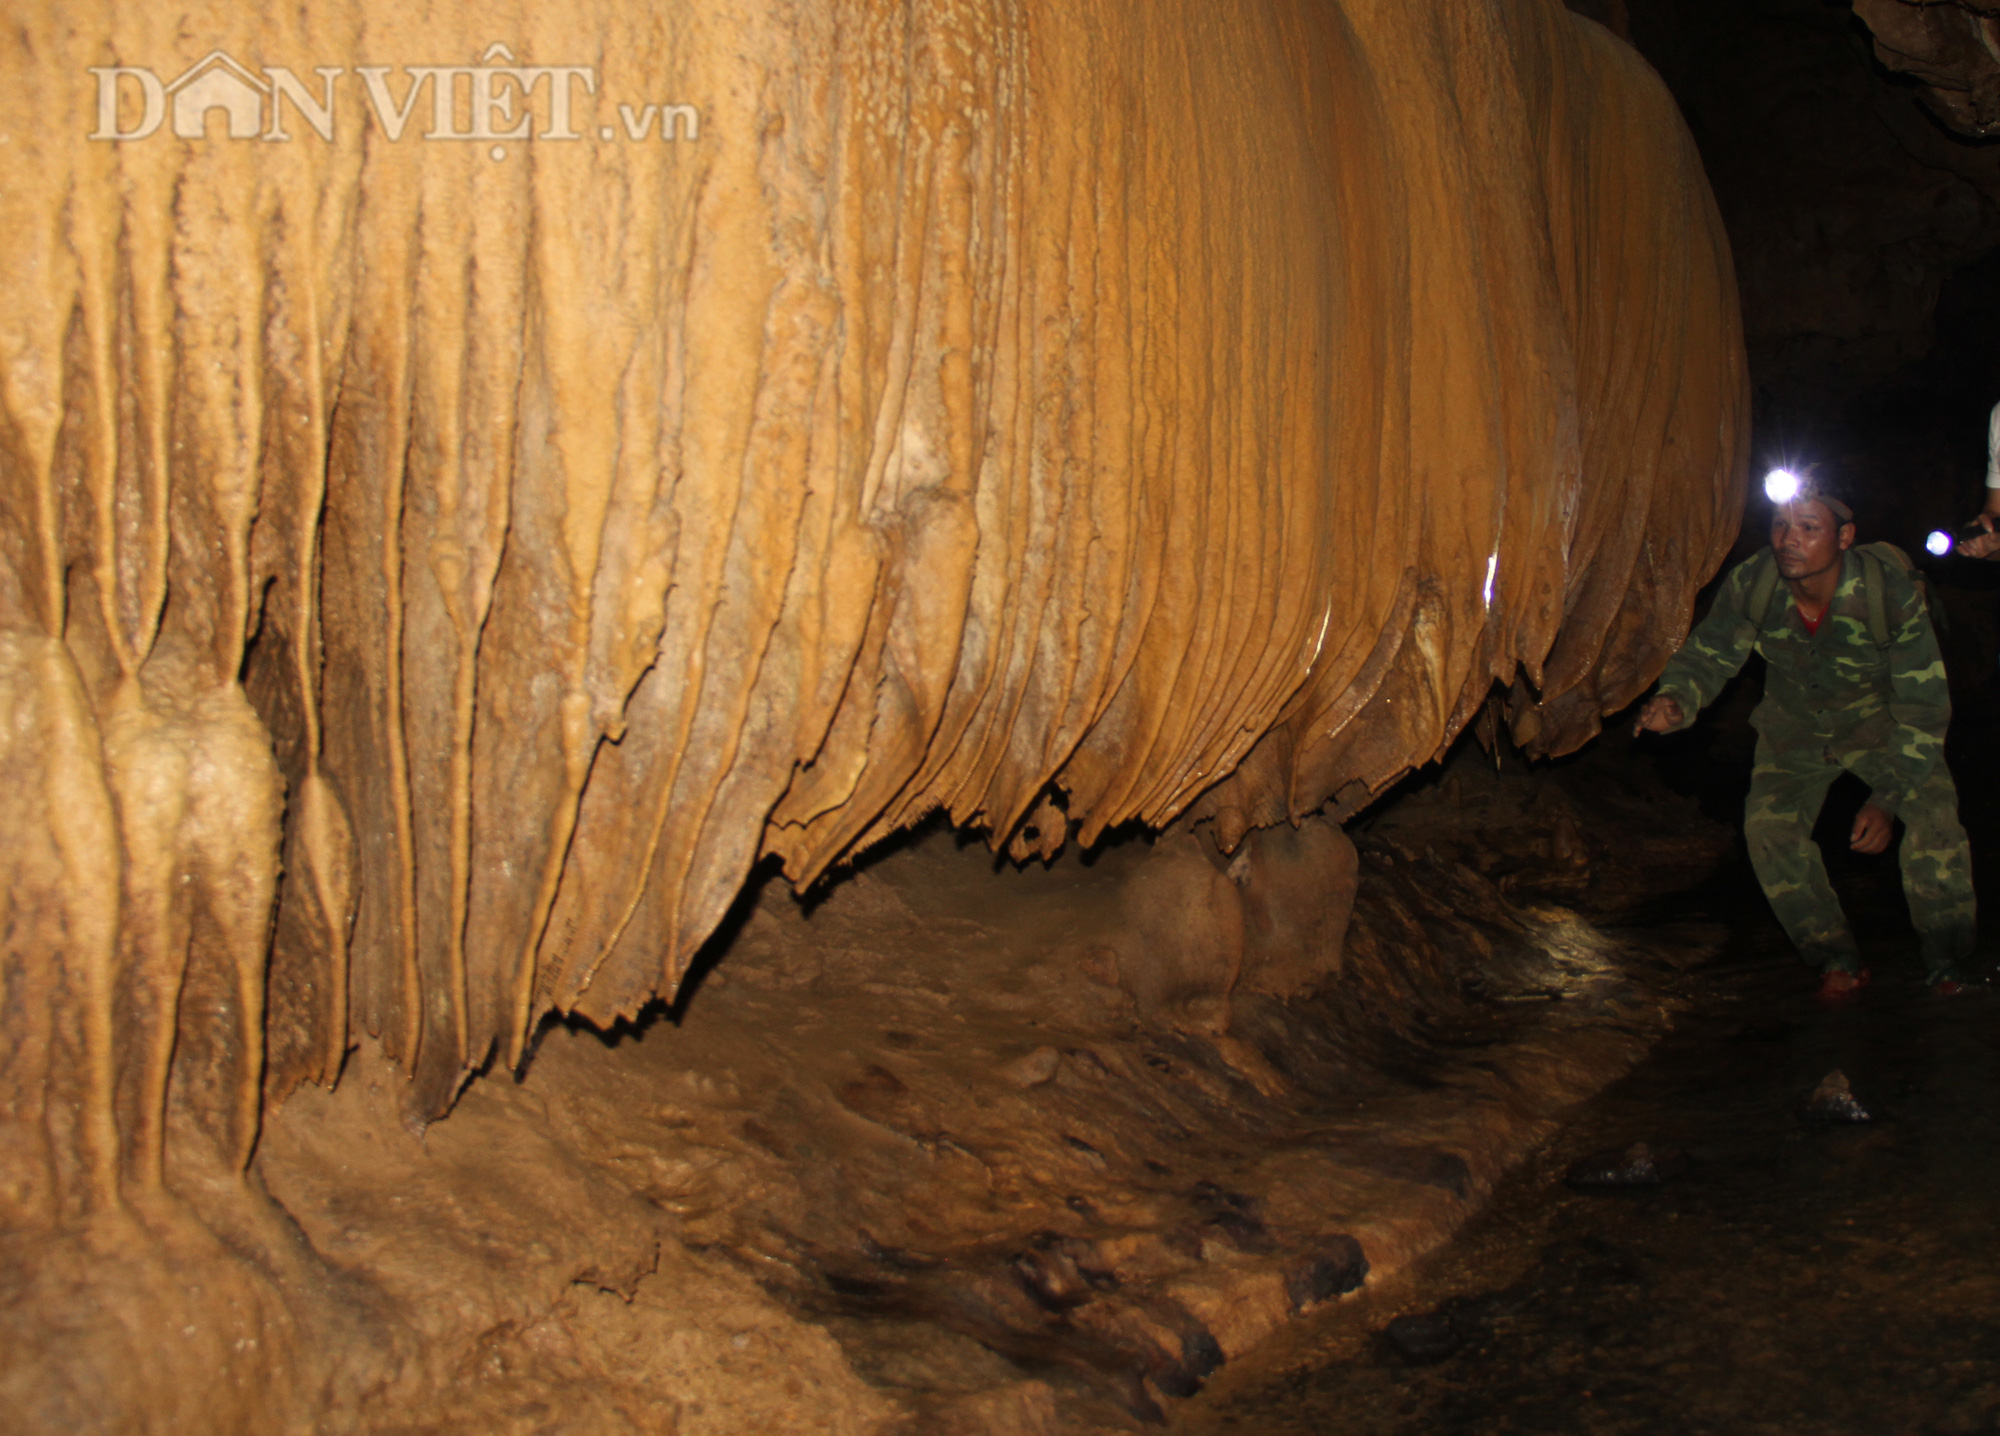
91, 48, 298, 142
167, 50, 269, 139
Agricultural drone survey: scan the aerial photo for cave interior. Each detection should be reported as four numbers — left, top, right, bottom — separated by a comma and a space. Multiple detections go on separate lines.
5, 2, 2000, 1433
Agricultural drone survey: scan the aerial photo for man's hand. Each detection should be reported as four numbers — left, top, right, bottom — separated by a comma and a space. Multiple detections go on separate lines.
1959, 510, 2000, 560
1850, 803, 1894, 855
1633, 695, 1684, 736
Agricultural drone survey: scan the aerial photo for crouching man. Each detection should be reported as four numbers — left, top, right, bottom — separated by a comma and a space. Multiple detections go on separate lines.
1634, 484, 1977, 999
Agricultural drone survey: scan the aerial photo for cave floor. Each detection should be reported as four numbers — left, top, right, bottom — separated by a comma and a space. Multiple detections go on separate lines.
217, 748, 1733, 1435
1171, 851, 2000, 1436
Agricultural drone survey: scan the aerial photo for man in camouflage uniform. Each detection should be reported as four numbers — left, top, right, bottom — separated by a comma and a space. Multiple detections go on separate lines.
1635, 488, 1977, 997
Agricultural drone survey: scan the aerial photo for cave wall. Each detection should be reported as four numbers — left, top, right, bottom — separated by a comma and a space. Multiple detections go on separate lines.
0, 0, 1744, 1220
1601, 0, 2000, 554
1856, 0, 2000, 137
1623, 0, 2000, 406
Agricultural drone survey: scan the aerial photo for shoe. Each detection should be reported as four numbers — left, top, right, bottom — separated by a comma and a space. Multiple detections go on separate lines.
1817, 967, 1871, 1004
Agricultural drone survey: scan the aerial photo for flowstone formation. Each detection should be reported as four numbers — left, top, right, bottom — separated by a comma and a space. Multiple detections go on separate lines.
0, 0, 1742, 1428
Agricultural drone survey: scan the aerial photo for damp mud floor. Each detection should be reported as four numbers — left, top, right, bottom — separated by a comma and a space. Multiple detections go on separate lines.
1172, 842, 2000, 1436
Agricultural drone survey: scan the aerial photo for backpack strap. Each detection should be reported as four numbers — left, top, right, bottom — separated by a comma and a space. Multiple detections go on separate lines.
1851, 541, 1939, 648
1741, 549, 1782, 638
1746, 542, 1934, 651
1862, 548, 1891, 648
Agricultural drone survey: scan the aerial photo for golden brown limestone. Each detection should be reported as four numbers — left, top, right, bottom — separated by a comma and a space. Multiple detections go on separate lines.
0, 0, 1742, 1225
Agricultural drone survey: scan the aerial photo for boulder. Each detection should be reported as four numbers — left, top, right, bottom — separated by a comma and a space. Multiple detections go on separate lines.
1237, 818, 1361, 1000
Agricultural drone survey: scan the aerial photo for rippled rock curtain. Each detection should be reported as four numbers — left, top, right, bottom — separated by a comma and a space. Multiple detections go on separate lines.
0, 0, 1742, 1215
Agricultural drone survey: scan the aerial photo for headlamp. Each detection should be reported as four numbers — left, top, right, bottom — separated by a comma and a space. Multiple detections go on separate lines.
1762, 466, 1853, 523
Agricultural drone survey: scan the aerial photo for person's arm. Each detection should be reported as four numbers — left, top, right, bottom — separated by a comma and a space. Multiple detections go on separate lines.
1959, 515, 2000, 559
1987, 401, 2000, 515
1957, 444, 2000, 555
1959, 399, 2000, 552
1947, 398, 2000, 556
1638, 558, 1761, 732
1849, 574, 1949, 819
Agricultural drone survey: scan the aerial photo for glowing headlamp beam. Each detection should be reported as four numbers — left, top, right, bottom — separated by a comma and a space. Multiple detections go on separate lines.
1763, 468, 1801, 505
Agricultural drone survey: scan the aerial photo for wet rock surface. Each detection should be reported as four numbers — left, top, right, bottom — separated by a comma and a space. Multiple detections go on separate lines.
1172, 842, 2000, 1435
1803, 1070, 1875, 1126
1380, 1310, 1466, 1367
1564, 1142, 1690, 1190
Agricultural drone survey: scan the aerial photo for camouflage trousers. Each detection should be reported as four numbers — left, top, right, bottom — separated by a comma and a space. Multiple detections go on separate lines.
1743, 741, 1977, 978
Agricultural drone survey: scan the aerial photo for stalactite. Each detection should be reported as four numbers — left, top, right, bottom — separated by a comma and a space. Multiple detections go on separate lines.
0, 0, 1743, 1206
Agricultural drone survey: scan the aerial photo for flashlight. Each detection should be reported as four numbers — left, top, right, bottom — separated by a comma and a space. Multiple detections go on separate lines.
1764, 468, 1801, 504
1929, 520, 1993, 557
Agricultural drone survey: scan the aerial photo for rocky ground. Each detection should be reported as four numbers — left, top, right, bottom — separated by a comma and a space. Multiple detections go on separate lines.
255, 740, 1729, 1433
1, 736, 1735, 1434
1172, 854, 2000, 1436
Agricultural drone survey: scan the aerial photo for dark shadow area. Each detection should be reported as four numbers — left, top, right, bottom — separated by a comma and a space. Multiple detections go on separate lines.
524, 850, 786, 1062
524, 800, 1178, 1069
1176, 824, 2000, 1434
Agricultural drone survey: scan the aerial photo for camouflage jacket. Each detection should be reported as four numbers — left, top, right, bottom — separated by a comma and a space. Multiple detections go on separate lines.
1652, 547, 1949, 817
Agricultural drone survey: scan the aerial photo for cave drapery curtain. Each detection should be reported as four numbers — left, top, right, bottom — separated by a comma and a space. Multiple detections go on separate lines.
0, 0, 1742, 1216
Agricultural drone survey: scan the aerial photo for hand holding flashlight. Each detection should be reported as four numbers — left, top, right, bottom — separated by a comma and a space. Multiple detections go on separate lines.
1949, 513, 2000, 560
